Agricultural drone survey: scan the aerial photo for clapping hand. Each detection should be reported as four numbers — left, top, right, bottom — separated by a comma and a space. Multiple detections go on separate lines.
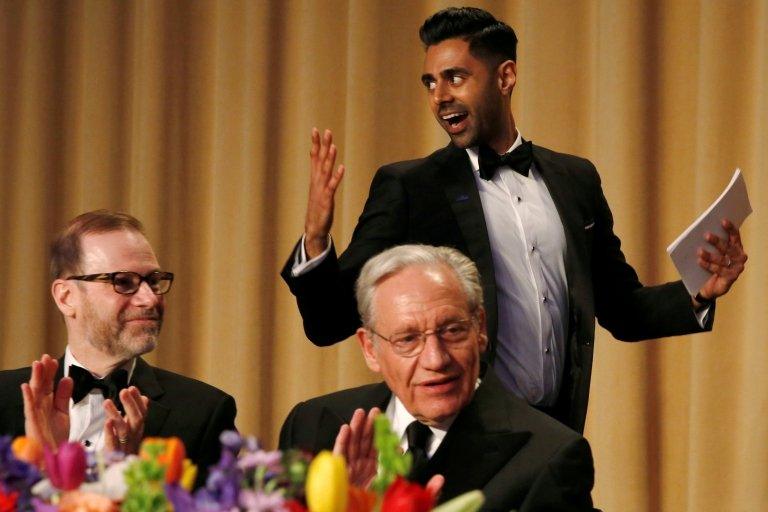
21, 354, 72, 450
103, 386, 149, 454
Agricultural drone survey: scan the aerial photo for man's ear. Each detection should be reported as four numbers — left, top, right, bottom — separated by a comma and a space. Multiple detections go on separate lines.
476, 307, 489, 354
356, 327, 381, 373
51, 279, 77, 318
498, 60, 516, 95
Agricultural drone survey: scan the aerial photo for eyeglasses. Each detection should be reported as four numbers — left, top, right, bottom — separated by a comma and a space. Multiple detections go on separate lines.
368, 318, 476, 357
67, 271, 174, 295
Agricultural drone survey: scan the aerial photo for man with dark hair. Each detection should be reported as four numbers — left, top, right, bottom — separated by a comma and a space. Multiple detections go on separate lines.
281, 245, 597, 511
282, 6, 747, 433
0, 210, 236, 485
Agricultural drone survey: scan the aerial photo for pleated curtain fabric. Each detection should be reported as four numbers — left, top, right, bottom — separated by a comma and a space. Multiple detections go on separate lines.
0, 1, 766, 510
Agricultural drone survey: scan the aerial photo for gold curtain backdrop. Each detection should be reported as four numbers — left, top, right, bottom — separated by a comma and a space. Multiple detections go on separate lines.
0, 0, 766, 509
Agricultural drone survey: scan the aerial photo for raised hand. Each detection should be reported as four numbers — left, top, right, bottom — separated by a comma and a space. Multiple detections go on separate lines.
304, 128, 345, 259
333, 407, 379, 488
103, 386, 149, 454
21, 354, 72, 450
696, 219, 748, 304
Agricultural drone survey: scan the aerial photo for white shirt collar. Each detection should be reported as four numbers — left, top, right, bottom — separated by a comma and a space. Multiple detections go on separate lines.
385, 379, 481, 458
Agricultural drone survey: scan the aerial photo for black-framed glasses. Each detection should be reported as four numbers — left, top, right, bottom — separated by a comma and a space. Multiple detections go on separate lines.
67, 271, 174, 295
369, 318, 476, 357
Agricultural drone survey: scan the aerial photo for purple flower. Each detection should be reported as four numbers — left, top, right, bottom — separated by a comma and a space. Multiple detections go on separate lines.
0, 435, 42, 510
237, 451, 282, 473
238, 490, 286, 511
165, 483, 196, 512
219, 431, 243, 453
31, 497, 59, 512
244, 437, 260, 453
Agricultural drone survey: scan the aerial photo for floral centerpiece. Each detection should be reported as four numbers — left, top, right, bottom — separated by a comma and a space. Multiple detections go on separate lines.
0, 416, 483, 512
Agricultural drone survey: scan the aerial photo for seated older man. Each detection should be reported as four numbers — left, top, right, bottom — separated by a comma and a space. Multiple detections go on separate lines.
279, 244, 596, 511
0, 210, 236, 484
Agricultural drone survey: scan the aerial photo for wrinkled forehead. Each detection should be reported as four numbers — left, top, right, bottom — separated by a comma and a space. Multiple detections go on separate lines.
78, 229, 160, 273
373, 264, 469, 323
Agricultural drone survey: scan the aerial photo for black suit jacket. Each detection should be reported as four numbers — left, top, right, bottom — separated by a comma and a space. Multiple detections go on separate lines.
282, 142, 713, 432
279, 370, 597, 512
0, 357, 236, 485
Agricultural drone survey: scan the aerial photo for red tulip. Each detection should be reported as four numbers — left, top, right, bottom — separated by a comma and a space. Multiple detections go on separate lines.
44, 442, 87, 491
381, 477, 434, 512
284, 499, 309, 512
0, 489, 19, 512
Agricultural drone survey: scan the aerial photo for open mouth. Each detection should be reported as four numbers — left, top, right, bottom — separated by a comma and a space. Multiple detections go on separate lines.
440, 111, 469, 134
441, 112, 468, 126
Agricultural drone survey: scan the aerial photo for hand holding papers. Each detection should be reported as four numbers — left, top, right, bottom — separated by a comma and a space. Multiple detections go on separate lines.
667, 169, 751, 297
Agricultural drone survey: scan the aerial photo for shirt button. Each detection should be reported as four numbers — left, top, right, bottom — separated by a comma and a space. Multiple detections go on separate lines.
531, 244, 536, 252
545, 347, 551, 354
516, 196, 522, 202
542, 296, 548, 303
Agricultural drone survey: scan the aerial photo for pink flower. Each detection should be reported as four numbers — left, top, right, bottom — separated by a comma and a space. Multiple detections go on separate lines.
43, 442, 86, 491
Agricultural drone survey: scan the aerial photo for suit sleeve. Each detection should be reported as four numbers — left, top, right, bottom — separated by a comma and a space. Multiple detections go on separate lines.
588, 167, 713, 340
280, 167, 409, 346
519, 437, 598, 512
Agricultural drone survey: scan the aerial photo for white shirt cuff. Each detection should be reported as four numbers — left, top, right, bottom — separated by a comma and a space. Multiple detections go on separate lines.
291, 234, 333, 277
695, 303, 711, 328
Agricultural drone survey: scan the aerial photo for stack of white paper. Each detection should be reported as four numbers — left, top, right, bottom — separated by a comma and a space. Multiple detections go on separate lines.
667, 169, 752, 295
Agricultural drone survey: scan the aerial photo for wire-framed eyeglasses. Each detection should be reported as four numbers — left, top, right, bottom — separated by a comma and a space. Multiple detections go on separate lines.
67, 271, 174, 295
368, 318, 476, 357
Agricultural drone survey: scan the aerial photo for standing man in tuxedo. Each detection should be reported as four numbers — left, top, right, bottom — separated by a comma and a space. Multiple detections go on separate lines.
280, 245, 597, 511
282, 7, 748, 433
0, 210, 236, 483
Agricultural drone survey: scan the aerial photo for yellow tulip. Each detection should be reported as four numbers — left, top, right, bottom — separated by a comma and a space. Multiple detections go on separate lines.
180, 459, 198, 491
305, 451, 349, 512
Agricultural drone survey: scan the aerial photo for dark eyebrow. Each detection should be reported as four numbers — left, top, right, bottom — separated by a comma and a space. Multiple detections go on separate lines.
441, 67, 471, 78
420, 73, 434, 84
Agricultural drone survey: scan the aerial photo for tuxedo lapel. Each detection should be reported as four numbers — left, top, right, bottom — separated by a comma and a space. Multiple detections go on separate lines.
425, 372, 530, 500
434, 144, 498, 352
129, 358, 170, 436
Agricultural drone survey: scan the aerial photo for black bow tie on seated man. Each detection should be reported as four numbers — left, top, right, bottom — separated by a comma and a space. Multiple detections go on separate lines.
478, 139, 534, 180
69, 365, 129, 412
406, 420, 433, 482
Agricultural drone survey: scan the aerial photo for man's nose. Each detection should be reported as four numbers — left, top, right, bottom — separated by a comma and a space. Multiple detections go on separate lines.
419, 333, 451, 369
131, 281, 160, 307
431, 81, 453, 105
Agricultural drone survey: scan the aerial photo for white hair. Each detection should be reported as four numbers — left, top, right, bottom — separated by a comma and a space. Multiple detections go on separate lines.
355, 244, 484, 328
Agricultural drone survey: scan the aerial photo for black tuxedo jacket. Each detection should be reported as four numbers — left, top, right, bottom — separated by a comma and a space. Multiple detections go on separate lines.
279, 370, 597, 512
0, 357, 236, 485
282, 142, 713, 432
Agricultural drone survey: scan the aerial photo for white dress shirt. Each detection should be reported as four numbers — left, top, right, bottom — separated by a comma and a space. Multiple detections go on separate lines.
466, 133, 568, 406
64, 346, 135, 451
386, 396, 449, 459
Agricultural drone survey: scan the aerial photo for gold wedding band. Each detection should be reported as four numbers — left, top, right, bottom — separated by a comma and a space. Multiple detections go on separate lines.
118, 437, 128, 445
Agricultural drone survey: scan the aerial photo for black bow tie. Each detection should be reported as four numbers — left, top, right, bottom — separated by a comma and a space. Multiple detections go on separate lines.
478, 140, 533, 180
69, 365, 129, 410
